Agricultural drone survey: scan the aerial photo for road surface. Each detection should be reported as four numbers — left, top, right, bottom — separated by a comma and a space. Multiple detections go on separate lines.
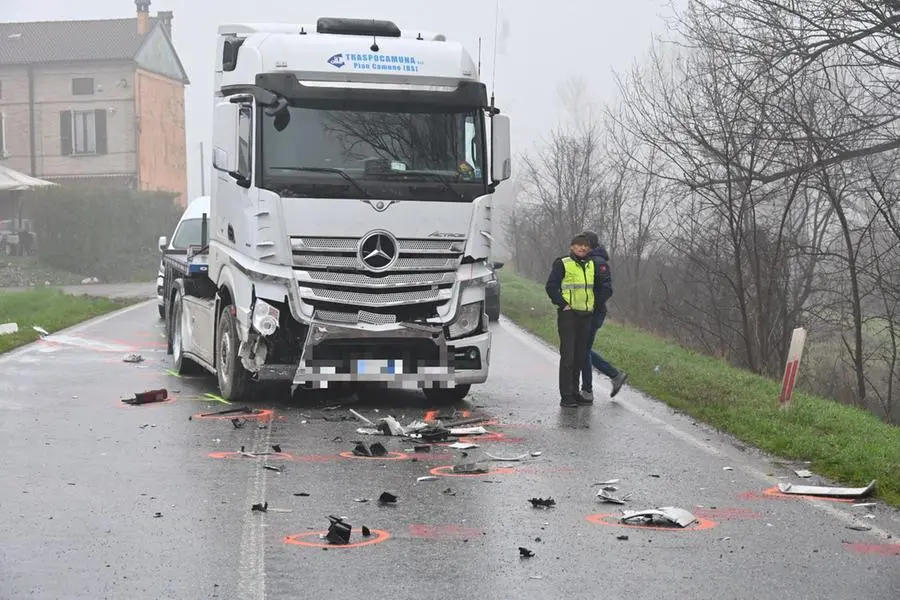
0, 301, 897, 599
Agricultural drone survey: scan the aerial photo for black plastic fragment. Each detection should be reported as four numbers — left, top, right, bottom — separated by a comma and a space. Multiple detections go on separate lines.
362, 525, 371, 537
251, 502, 268, 512
519, 547, 535, 558
378, 492, 398, 504
369, 442, 388, 456
529, 497, 556, 508
326, 515, 351, 544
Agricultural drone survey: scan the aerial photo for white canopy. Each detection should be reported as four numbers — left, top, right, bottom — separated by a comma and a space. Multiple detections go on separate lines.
0, 165, 57, 191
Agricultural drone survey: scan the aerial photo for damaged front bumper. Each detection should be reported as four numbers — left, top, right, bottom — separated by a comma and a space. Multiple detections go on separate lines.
292, 320, 490, 390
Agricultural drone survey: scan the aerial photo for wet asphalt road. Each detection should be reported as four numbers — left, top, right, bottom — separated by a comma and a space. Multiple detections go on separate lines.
0, 302, 898, 600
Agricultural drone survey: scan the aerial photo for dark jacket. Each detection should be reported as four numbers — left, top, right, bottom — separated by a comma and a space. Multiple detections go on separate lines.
588, 246, 613, 315
545, 253, 603, 312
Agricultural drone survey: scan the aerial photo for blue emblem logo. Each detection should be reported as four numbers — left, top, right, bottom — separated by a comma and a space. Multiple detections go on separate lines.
327, 53, 345, 68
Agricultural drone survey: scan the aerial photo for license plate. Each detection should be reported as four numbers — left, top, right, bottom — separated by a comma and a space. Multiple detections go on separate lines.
354, 359, 400, 374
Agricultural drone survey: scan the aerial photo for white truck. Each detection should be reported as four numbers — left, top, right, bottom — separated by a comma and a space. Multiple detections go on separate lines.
161, 16, 511, 402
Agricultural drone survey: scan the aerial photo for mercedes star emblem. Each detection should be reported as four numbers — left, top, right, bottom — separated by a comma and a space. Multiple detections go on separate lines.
358, 232, 398, 271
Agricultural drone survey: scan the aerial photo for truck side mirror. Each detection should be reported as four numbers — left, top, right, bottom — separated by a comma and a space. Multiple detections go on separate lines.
491, 114, 511, 183
212, 102, 239, 174
158, 235, 168, 251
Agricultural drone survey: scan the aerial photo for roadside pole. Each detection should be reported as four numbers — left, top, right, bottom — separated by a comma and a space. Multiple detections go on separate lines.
778, 327, 807, 409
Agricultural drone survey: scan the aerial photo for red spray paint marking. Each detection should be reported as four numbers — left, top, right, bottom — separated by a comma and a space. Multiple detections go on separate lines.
843, 542, 900, 556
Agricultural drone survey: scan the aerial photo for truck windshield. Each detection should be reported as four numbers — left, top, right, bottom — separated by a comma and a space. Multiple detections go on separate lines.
259, 105, 486, 202
171, 218, 204, 250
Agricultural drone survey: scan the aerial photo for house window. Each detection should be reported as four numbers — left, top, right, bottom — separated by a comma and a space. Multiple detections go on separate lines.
59, 109, 108, 156
72, 78, 94, 95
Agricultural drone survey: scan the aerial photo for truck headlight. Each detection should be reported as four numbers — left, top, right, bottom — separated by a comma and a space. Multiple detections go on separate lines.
251, 299, 280, 337
448, 301, 482, 339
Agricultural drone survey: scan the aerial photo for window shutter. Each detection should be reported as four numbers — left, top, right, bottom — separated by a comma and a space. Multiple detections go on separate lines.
60, 110, 73, 156
94, 108, 108, 155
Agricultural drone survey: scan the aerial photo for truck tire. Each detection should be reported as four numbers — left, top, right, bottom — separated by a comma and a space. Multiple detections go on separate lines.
171, 290, 202, 375
216, 304, 251, 401
423, 383, 471, 403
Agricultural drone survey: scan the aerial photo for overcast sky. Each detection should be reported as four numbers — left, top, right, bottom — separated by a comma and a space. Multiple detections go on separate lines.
6, 0, 674, 199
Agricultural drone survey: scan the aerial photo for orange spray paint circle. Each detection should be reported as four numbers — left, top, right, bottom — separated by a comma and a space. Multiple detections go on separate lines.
586, 513, 719, 532
338, 451, 409, 461
429, 465, 517, 477
284, 529, 391, 548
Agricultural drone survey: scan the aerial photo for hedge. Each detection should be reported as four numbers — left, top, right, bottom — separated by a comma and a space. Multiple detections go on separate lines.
26, 187, 183, 282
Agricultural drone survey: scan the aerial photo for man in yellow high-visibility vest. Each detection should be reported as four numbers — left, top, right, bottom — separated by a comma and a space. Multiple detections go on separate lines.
545, 234, 601, 407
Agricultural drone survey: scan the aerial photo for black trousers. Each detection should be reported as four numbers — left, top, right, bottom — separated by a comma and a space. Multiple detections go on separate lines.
557, 309, 593, 399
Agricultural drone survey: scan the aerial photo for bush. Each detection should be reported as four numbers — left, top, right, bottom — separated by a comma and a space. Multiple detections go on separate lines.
26, 187, 183, 282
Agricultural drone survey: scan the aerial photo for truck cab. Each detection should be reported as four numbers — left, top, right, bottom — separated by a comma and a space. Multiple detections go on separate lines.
164, 17, 511, 402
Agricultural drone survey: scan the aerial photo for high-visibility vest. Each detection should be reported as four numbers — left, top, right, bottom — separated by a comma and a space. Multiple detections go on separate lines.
561, 256, 595, 311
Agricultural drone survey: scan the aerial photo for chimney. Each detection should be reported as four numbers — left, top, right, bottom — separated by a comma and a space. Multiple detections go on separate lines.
157, 10, 173, 38
135, 0, 151, 35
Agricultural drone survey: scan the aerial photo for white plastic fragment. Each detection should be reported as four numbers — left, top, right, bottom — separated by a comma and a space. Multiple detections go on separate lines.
448, 442, 479, 449
417, 476, 438, 482
0, 323, 18, 335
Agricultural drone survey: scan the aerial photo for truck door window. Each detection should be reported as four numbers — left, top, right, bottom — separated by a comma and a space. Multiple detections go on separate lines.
237, 105, 253, 180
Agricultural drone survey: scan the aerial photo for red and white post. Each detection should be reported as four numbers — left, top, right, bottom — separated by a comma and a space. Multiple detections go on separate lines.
778, 327, 807, 409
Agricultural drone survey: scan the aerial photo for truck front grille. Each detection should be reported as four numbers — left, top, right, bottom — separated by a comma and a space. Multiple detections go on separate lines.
291, 235, 465, 318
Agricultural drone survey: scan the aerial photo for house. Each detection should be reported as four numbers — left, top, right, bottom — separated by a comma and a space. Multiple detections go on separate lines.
0, 1, 190, 204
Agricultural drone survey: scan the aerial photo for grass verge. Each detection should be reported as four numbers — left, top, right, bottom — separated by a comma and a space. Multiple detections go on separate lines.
499, 270, 900, 507
0, 288, 133, 354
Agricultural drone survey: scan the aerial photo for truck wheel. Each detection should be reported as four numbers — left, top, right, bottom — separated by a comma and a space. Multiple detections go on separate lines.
171, 291, 202, 375
423, 383, 471, 403
216, 304, 251, 401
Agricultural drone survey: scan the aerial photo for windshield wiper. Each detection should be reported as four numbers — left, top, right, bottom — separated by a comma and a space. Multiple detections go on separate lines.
269, 166, 371, 198
380, 170, 465, 201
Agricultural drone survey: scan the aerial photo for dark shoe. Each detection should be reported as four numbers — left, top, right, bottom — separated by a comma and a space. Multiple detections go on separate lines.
610, 372, 628, 397
578, 389, 594, 404
559, 396, 579, 407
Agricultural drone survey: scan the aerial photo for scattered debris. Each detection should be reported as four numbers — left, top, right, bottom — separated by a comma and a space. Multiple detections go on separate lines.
153, 512, 163, 518
414, 445, 432, 453
353, 498, 369, 503
649, 474, 661, 478
519, 547, 535, 558
777, 480, 876, 499
448, 442, 478, 450
593, 479, 621, 486
326, 516, 351, 545
263, 465, 281, 473
331, 436, 343, 443
853, 502, 877, 508
794, 469, 813, 478
597, 489, 631, 504
616, 535, 629, 541
378, 492, 398, 504
251, 502, 268, 512
348, 409, 376, 426
847, 525, 872, 532
122, 353, 144, 363
362, 525, 371, 537
723, 466, 733, 471
231, 419, 245, 429
199, 406, 260, 418
417, 476, 438, 482
530, 451, 543, 457
486, 452, 529, 462
120, 389, 168, 406
33, 325, 49, 337
293, 493, 310, 497
449, 426, 488, 436
452, 462, 488, 474
272, 444, 282, 453
620, 507, 698, 528
0, 322, 19, 335
529, 497, 556, 508
352, 442, 389, 457
443, 488, 456, 496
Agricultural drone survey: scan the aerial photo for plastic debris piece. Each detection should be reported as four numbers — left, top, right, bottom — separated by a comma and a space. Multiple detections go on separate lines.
293, 493, 310, 497
449, 426, 487, 435
530, 451, 543, 457
593, 479, 620, 486
529, 497, 556, 508
369, 442, 388, 456
452, 462, 488, 474
620, 507, 697, 528
120, 388, 168, 406
263, 465, 281, 473
326, 516, 351, 545
378, 492, 398, 504
486, 452, 529, 462
352, 442, 373, 457
251, 502, 268, 512
448, 442, 478, 449
353, 498, 369, 503
847, 525, 872, 531
122, 353, 144, 363
777, 480, 876, 498
794, 469, 813, 478
417, 476, 438, 482
376, 416, 407, 436
519, 547, 535, 558
616, 535, 629, 541
0, 322, 19, 335
443, 488, 456, 496
362, 525, 371, 537
597, 489, 631, 504
349, 409, 375, 426
272, 444, 281, 453
853, 502, 877, 508
723, 466, 733, 471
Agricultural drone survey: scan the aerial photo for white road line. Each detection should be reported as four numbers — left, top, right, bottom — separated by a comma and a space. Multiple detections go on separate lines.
236, 420, 274, 600
0, 299, 154, 365
499, 316, 899, 541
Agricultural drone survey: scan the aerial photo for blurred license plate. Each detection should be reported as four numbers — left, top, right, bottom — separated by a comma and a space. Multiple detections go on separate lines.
354, 359, 399, 374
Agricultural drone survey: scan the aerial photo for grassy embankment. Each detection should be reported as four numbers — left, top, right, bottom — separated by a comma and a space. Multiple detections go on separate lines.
0, 288, 131, 354
499, 270, 900, 506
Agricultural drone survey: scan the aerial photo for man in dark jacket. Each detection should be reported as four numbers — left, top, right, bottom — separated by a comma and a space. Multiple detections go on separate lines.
580, 231, 627, 402
545, 234, 602, 407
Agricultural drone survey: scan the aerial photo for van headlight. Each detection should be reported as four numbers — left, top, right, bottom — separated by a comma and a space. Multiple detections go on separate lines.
448, 301, 482, 339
